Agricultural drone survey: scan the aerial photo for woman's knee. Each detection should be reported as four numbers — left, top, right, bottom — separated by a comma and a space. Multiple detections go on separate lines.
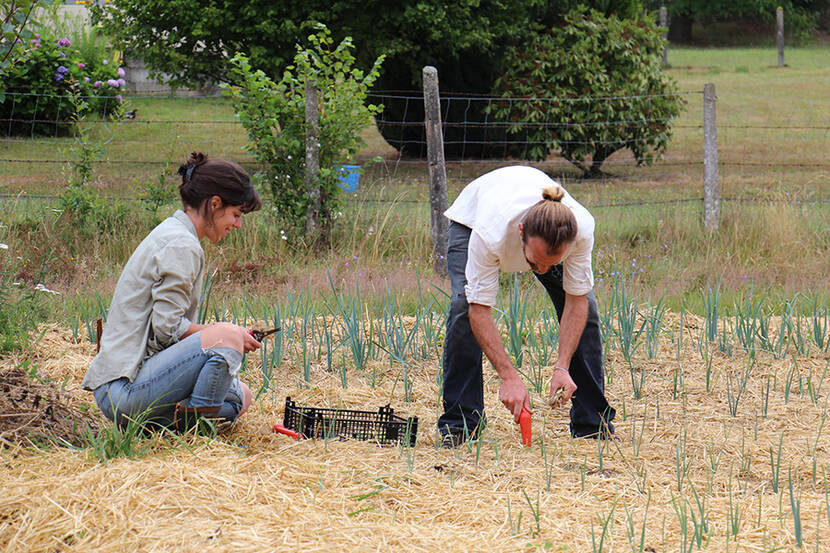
93, 384, 114, 420
200, 322, 244, 352
238, 381, 252, 416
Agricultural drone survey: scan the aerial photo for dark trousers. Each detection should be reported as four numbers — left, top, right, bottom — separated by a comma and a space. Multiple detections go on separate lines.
438, 221, 615, 438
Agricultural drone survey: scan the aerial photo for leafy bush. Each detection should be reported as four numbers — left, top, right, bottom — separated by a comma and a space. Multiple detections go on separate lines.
55, 11, 112, 68
224, 24, 383, 240
89, 0, 644, 158
0, 31, 126, 136
490, 8, 684, 178
0, 0, 55, 73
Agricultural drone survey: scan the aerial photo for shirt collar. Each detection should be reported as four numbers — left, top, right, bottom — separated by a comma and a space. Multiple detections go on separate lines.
173, 209, 199, 240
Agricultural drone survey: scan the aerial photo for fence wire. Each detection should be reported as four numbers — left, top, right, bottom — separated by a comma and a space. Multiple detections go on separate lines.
1, 89, 828, 206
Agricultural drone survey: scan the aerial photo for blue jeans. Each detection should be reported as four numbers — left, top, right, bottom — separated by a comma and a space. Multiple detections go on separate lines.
93, 332, 244, 428
438, 221, 615, 438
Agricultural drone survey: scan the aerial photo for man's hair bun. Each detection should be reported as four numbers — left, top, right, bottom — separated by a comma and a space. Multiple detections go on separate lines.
542, 184, 565, 202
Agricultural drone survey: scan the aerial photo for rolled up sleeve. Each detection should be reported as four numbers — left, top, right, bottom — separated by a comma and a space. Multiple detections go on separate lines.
464, 231, 500, 307
149, 243, 201, 349
562, 234, 595, 296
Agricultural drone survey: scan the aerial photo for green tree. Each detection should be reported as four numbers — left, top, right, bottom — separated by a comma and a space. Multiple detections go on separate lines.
91, 0, 644, 157
224, 25, 383, 241
643, 0, 829, 43
490, 8, 684, 178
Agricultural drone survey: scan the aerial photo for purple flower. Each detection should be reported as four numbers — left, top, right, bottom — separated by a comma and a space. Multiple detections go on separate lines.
93, 81, 102, 88
102, 59, 108, 65
59, 52, 66, 58
57, 65, 69, 74
30, 39, 41, 48
57, 38, 70, 47
117, 67, 125, 77
115, 94, 123, 103
54, 73, 64, 82
77, 62, 86, 69
84, 76, 90, 82
35, 33, 40, 40
117, 78, 126, 87
107, 79, 119, 87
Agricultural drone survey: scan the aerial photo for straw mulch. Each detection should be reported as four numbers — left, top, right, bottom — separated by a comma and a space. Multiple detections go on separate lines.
1, 316, 829, 552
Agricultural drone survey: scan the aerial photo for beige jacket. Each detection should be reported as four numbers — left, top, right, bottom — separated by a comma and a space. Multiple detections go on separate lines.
82, 210, 204, 390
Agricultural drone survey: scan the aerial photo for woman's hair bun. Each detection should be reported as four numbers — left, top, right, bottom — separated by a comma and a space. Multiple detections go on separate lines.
542, 184, 565, 202
187, 151, 207, 166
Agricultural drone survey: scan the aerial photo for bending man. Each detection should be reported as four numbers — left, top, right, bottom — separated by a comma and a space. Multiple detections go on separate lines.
439, 166, 615, 445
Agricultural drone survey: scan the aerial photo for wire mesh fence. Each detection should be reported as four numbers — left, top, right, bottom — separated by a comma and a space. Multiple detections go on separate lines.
1, 87, 828, 207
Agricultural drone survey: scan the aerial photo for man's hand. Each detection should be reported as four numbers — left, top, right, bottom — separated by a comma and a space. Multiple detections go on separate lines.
499, 375, 531, 423
468, 303, 532, 423
547, 368, 577, 408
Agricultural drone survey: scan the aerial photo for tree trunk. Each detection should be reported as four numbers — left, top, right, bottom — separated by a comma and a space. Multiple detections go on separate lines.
585, 146, 613, 179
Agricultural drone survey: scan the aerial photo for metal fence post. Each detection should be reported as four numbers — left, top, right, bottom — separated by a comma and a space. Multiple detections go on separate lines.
777, 7, 786, 67
703, 83, 719, 232
660, 6, 669, 67
422, 66, 448, 277
305, 80, 320, 235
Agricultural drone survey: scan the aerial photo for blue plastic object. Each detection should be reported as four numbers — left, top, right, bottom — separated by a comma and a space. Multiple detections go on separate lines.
337, 164, 361, 192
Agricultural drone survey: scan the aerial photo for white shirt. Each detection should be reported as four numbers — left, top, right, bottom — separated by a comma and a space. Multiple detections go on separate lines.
444, 166, 595, 306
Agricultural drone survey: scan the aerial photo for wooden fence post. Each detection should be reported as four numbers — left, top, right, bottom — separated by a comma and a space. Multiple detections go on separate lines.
703, 83, 719, 232
660, 6, 669, 67
777, 7, 786, 67
422, 66, 448, 277
305, 79, 320, 235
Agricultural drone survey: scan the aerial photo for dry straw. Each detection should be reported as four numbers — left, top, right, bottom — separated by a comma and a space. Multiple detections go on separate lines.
1, 313, 829, 552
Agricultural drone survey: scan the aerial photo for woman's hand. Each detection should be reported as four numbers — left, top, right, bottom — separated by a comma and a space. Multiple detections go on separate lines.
241, 326, 261, 354
199, 322, 261, 354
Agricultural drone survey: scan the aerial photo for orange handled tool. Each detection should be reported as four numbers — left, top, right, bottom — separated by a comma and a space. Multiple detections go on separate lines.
273, 423, 303, 440
519, 407, 532, 446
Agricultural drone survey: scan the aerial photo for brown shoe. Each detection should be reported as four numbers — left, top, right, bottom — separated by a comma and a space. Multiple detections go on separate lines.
173, 402, 221, 431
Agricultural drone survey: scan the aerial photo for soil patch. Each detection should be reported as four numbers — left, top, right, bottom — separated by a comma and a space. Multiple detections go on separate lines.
0, 365, 98, 449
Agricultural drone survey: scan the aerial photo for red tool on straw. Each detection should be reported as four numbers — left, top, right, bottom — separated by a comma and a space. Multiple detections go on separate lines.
519, 407, 532, 446
273, 423, 303, 440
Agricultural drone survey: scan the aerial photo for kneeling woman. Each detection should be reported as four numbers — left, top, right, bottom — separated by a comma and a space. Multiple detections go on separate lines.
82, 152, 262, 429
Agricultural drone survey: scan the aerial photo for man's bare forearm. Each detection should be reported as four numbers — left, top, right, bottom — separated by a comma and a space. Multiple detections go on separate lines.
469, 302, 529, 419
468, 303, 519, 382
555, 293, 588, 369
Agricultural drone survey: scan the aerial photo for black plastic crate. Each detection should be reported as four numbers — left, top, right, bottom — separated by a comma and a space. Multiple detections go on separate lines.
282, 397, 418, 447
